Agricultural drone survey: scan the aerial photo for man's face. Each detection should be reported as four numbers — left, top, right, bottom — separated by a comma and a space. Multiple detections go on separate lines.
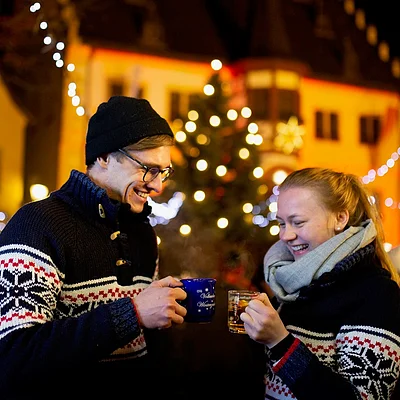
102, 146, 172, 213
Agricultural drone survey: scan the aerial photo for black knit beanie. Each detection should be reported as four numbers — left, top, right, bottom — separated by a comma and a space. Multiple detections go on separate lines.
85, 96, 174, 165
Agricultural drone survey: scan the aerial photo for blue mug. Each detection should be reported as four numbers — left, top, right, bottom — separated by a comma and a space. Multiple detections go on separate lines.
180, 278, 216, 323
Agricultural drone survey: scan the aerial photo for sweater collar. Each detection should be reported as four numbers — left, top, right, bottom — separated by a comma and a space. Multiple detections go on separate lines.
265, 220, 376, 303
52, 169, 152, 223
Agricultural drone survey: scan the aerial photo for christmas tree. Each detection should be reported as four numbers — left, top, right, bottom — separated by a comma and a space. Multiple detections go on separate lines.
152, 60, 273, 285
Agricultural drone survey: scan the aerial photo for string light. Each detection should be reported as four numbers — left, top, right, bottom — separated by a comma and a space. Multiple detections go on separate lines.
343, 2, 400, 212
24, 1, 400, 238
0, 211, 7, 233
361, 147, 400, 209
162, 59, 271, 236
362, 148, 400, 184
344, 0, 400, 80
21, 10, 268, 237
29, 2, 85, 117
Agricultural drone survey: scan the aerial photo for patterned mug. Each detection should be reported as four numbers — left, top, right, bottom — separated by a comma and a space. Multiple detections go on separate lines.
180, 278, 216, 323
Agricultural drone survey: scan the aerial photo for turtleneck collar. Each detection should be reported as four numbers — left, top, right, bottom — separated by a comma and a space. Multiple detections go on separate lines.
51, 170, 152, 224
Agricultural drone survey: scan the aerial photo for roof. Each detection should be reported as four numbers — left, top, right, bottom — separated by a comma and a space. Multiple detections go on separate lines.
74, 0, 400, 91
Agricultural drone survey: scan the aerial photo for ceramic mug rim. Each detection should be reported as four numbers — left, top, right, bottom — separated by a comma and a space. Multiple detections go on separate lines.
180, 277, 216, 283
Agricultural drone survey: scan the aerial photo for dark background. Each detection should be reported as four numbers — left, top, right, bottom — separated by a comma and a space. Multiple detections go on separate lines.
356, 0, 400, 58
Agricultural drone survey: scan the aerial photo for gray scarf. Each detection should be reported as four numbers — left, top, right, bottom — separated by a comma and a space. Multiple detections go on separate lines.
264, 219, 376, 303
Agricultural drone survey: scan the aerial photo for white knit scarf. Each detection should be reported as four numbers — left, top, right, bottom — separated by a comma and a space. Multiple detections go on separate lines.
264, 219, 376, 303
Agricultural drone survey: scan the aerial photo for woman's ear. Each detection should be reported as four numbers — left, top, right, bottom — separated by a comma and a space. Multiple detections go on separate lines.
336, 210, 349, 229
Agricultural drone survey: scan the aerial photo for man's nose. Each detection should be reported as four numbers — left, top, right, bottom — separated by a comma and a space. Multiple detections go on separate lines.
147, 174, 163, 193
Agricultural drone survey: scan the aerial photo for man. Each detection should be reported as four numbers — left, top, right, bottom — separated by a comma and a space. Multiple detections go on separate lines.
0, 96, 187, 399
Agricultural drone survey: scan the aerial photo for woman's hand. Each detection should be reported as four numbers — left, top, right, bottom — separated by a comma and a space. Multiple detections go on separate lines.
240, 292, 289, 348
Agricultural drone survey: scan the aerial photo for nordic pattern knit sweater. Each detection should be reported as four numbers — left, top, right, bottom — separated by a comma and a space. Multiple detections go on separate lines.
264, 245, 400, 400
0, 170, 161, 399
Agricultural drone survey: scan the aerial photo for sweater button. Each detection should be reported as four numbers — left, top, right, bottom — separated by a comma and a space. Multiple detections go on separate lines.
110, 231, 121, 240
98, 204, 106, 218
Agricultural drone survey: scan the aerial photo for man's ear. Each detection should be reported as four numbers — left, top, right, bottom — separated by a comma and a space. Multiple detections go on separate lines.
96, 154, 110, 169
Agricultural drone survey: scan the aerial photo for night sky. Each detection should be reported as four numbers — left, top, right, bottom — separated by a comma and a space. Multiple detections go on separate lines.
356, 0, 400, 58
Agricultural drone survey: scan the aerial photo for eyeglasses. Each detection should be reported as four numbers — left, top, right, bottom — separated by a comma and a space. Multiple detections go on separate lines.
118, 149, 174, 183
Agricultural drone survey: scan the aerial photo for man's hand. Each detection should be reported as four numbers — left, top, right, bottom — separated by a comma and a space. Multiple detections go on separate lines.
132, 276, 187, 329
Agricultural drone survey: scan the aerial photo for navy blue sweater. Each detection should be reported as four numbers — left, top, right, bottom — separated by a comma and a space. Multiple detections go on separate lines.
264, 246, 400, 399
0, 170, 161, 399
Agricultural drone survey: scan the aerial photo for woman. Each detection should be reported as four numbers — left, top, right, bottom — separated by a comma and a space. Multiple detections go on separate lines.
241, 167, 400, 399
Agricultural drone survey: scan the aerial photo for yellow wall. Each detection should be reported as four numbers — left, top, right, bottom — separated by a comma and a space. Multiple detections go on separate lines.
0, 76, 26, 221
300, 78, 400, 245
56, 42, 400, 246
58, 44, 212, 185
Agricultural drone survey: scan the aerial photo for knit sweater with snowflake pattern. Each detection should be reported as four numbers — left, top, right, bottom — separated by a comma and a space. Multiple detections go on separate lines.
0, 170, 162, 399
263, 245, 400, 400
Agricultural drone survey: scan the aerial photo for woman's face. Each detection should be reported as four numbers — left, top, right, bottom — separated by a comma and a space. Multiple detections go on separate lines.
276, 187, 342, 260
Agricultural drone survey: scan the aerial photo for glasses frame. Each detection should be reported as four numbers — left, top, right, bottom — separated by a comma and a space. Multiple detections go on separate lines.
118, 149, 174, 183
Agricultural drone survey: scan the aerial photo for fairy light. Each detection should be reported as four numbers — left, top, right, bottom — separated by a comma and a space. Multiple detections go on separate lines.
362, 148, 400, 184
204, 84, 215, 96
171, 58, 275, 234
30, 184, 49, 201
185, 121, 196, 132
239, 148, 250, 159
196, 134, 208, 145
188, 110, 199, 121
30, 3, 40, 12
248, 122, 258, 134
241, 107, 252, 118
227, 109, 238, 120
29, 2, 85, 116
343, 0, 399, 79
270, 225, 280, 236
211, 59, 222, 71
253, 167, 264, 179
180, 224, 191, 236
175, 131, 186, 142
196, 159, 208, 171
194, 190, 206, 202
344, 1, 400, 213
209, 115, 221, 127
252, 134, 263, 146
361, 146, 400, 209
217, 218, 228, 229
216, 165, 227, 177
243, 203, 253, 213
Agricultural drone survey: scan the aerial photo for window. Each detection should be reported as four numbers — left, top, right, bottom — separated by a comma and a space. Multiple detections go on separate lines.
247, 88, 271, 120
360, 115, 381, 144
170, 92, 181, 121
330, 113, 338, 140
131, 86, 144, 98
315, 110, 339, 140
169, 91, 200, 121
188, 93, 201, 111
278, 89, 299, 122
109, 80, 124, 97
108, 80, 143, 99
130, 5, 147, 37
